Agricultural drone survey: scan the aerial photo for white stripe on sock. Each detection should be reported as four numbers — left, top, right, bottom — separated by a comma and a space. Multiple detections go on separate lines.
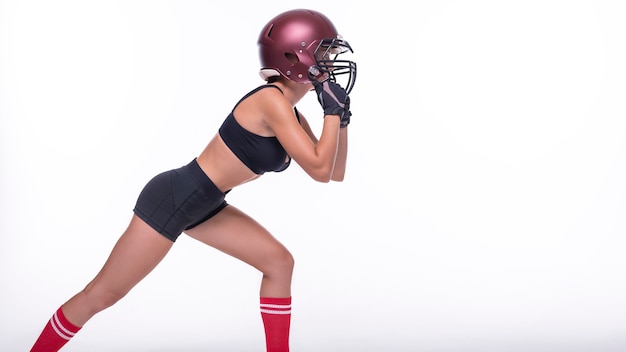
260, 304, 292, 309
260, 308, 292, 315
51, 311, 76, 340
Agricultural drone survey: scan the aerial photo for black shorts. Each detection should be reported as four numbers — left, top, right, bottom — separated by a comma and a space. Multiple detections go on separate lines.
133, 159, 228, 242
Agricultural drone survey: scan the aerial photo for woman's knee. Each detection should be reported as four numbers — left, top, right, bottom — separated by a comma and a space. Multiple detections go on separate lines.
279, 249, 295, 273
81, 283, 129, 314
263, 247, 295, 278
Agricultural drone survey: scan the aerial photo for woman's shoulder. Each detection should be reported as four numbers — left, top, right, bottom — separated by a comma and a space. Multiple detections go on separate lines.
240, 84, 292, 114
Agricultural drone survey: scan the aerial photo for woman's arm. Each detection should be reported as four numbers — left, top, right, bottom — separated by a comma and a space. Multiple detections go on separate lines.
298, 111, 347, 182
264, 90, 341, 183
330, 127, 347, 181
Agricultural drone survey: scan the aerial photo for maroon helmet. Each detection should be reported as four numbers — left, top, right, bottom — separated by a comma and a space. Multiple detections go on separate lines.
258, 9, 356, 93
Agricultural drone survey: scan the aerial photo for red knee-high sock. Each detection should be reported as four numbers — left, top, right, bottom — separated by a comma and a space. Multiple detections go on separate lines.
260, 297, 291, 352
30, 306, 81, 352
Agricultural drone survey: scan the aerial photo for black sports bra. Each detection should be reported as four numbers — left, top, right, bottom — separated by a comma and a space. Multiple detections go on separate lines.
218, 85, 299, 175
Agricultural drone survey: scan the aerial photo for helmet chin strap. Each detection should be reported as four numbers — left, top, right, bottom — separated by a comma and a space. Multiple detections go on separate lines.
308, 66, 321, 77
307, 66, 328, 83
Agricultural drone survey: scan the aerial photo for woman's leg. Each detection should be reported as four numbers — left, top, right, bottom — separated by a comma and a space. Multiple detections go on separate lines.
184, 204, 294, 297
31, 214, 174, 351
65, 214, 174, 324
184, 205, 294, 352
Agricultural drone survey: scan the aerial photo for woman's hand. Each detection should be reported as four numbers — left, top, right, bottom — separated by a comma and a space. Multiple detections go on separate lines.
312, 80, 351, 127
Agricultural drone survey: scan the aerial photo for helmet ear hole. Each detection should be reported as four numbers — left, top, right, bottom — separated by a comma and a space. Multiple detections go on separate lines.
284, 52, 299, 64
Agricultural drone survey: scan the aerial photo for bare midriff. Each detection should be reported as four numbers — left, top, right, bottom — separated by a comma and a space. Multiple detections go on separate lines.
195, 134, 261, 193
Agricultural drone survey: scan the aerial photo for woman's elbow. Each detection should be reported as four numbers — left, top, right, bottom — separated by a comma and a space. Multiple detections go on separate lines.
312, 173, 332, 183
331, 174, 345, 182
308, 166, 333, 183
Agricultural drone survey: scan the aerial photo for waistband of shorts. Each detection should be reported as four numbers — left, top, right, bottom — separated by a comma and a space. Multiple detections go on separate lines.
186, 158, 225, 197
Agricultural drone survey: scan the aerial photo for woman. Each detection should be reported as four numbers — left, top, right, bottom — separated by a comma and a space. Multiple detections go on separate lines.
30, 8, 356, 352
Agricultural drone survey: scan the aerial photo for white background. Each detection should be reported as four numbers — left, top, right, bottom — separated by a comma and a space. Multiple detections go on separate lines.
1, 1, 625, 351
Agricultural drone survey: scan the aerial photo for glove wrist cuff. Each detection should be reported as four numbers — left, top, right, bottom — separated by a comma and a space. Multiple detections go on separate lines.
324, 107, 345, 117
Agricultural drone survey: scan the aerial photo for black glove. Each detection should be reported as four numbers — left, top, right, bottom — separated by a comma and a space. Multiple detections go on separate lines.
313, 80, 351, 127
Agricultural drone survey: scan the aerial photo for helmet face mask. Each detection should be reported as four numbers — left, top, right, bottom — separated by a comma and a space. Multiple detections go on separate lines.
313, 38, 357, 94
258, 9, 357, 93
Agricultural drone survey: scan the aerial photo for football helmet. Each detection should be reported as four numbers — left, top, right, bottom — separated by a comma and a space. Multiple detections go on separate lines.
258, 9, 356, 93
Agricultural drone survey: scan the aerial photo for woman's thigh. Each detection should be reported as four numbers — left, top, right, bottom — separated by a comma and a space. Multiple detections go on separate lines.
183, 205, 292, 273
86, 214, 174, 298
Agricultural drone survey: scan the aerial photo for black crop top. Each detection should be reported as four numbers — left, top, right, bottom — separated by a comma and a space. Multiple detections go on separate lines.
218, 85, 299, 175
